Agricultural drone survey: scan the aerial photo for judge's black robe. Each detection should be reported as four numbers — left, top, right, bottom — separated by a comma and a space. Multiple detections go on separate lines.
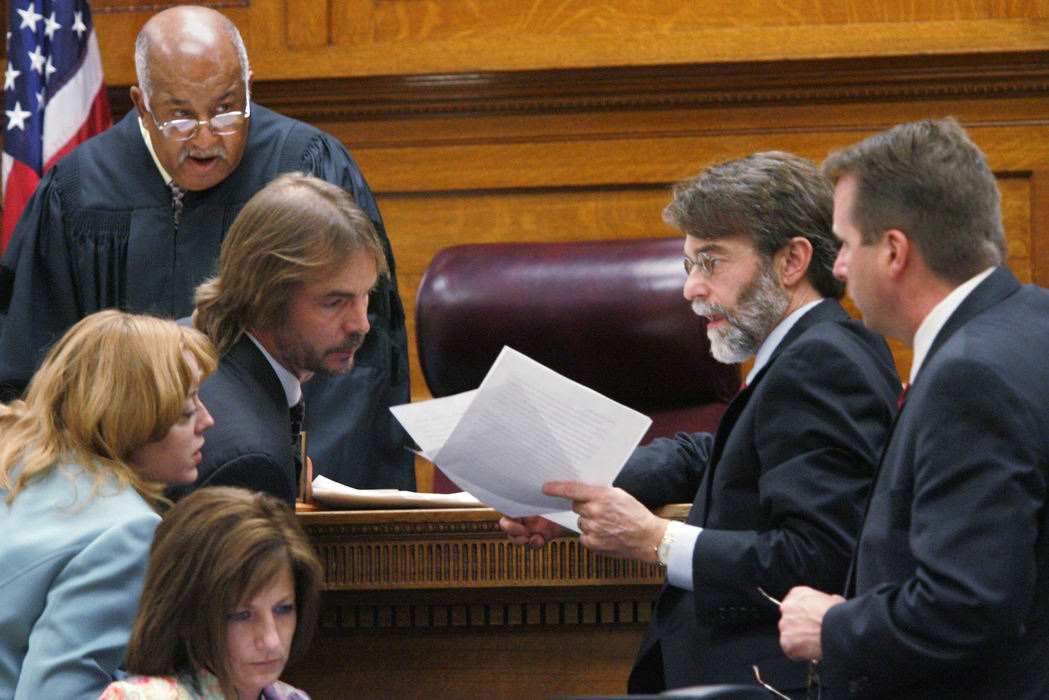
0, 104, 414, 489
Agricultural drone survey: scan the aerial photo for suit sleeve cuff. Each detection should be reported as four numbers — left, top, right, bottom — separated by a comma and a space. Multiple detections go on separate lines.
666, 522, 701, 590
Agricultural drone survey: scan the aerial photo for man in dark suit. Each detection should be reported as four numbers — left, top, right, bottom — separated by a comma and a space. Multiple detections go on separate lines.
167, 172, 387, 505
778, 118, 1049, 698
501, 152, 901, 695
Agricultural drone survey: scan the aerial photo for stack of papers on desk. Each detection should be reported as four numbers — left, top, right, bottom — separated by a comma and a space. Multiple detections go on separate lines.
390, 346, 652, 532
310, 475, 482, 509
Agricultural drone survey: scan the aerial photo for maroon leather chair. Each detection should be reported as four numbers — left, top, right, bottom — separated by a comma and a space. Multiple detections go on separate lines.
415, 237, 740, 491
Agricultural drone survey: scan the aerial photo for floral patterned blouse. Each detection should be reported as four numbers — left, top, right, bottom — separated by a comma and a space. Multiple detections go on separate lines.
98, 670, 311, 700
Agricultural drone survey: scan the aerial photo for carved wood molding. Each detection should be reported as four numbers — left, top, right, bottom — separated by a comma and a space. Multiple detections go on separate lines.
91, 0, 248, 14
301, 510, 667, 590
105, 50, 1049, 124
317, 593, 658, 630
298, 508, 673, 630
242, 51, 1049, 122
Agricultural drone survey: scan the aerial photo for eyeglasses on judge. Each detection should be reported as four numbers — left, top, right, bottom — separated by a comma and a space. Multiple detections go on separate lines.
683, 249, 727, 278
146, 102, 252, 141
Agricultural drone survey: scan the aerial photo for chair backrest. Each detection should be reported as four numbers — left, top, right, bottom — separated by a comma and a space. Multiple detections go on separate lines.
415, 237, 740, 444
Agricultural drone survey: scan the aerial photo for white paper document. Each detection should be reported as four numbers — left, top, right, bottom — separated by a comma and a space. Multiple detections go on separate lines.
390, 346, 652, 532
310, 475, 483, 509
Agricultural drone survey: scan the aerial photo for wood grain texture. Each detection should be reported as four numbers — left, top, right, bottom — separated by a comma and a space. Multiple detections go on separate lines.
90, 1, 1049, 84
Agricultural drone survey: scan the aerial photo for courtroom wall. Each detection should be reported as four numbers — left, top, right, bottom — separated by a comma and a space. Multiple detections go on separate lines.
7, 1, 1049, 404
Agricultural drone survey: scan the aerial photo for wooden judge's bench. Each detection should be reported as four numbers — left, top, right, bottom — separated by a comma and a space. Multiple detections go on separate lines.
283, 505, 688, 700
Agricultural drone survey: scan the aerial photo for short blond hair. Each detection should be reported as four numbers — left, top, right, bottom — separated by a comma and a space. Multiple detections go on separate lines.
0, 310, 217, 504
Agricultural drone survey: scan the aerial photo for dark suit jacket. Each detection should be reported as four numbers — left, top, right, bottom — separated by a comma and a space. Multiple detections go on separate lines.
615, 299, 900, 693
168, 336, 297, 504
821, 267, 1049, 698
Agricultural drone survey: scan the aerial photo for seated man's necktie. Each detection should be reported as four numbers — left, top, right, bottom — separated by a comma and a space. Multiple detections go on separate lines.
290, 399, 305, 485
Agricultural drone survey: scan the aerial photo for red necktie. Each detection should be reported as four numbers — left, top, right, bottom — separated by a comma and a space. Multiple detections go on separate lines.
898, 382, 910, 408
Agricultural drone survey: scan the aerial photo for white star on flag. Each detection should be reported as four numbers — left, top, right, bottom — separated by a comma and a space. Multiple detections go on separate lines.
4, 0, 113, 251
72, 11, 87, 38
17, 5, 43, 32
3, 65, 20, 91
27, 45, 46, 74
44, 13, 62, 40
5, 102, 31, 131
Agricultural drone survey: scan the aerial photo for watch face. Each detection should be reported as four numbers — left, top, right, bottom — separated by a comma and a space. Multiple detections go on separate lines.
657, 529, 675, 566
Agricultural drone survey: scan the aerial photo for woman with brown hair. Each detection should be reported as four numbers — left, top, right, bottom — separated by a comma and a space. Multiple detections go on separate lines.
100, 486, 323, 700
0, 310, 216, 700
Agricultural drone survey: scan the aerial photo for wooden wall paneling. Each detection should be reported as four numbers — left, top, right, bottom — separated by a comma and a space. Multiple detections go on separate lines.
246, 13, 1049, 81
286, 0, 331, 50
90, 1, 252, 86
332, 0, 376, 46
286, 622, 647, 699
1032, 171, 1049, 288
88, 2, 1049, 84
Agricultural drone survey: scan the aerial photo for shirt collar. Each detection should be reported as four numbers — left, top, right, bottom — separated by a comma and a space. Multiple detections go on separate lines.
909, 266, 996, 382
138, 114, 176, 186
745, 299, 823, 385
245, 332, 303, 408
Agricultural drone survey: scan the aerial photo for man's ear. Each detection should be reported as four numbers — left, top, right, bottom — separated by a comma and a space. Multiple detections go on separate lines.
129, 85, 148, 119
777, 236, 814, 287
884, 229, 911, 279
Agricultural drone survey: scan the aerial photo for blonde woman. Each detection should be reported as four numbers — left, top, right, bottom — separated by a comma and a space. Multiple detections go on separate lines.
0, 310, 216, 700
100, 487, 322, 699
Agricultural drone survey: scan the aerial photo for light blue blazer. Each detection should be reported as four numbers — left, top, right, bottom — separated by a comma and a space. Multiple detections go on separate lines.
0, 461, 160, 700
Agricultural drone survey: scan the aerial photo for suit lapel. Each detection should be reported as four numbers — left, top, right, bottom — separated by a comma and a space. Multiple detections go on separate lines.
843, 266, 1020, 595
913, 266, 1020, 386
228, 335, 289, 410
693, 299, 848, 525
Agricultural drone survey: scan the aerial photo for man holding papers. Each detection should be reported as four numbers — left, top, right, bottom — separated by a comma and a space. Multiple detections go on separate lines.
500, 152, 900, 695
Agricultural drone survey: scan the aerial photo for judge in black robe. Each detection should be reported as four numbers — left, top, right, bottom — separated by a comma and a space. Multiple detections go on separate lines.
0, 103, 414, 489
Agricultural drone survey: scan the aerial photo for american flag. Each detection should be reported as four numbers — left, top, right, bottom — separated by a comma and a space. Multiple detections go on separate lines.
3, 0, 111, 251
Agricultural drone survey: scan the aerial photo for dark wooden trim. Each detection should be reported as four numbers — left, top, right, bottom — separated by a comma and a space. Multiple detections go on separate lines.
91, 0, 249, 14
105, 50, 1049, 123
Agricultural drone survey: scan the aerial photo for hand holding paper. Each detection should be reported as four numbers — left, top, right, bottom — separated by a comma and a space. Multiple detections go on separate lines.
391, 347, 652, 531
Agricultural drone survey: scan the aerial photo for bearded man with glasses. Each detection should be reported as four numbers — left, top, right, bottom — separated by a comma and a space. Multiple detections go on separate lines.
501, 152, 901, 697
0, 5, 415, 492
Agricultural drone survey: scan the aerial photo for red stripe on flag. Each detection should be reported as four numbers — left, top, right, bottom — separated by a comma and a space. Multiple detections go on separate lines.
42, 85, 112, 172
2, 161, 42, 251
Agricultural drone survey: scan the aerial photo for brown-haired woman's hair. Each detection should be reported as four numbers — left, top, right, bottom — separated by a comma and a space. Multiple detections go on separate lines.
0, 310, 217, 505
193, 172, 389, 353
125, 486, 323, 698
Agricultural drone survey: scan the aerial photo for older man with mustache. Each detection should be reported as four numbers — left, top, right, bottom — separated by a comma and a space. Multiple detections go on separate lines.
166, 172, 386, 505
500, 152, 901, 696
0, 5, 414, 492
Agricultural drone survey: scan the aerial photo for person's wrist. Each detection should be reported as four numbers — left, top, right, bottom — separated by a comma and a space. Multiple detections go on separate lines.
654, 520, 684, 566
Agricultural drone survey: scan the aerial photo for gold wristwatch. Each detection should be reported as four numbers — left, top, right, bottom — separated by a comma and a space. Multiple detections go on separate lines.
656, 521, 684, 567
